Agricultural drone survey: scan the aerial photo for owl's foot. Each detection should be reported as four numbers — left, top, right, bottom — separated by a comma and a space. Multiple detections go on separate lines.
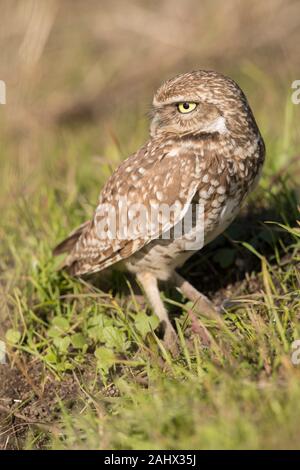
163, 324, 180, 357
136, 271, 180, 357
173, 271, 218, 318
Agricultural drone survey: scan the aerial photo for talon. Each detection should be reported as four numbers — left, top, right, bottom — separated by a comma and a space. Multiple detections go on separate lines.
163, 326, 180, 357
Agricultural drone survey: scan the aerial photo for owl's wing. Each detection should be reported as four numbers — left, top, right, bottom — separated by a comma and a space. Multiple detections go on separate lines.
60, 140, 204, 276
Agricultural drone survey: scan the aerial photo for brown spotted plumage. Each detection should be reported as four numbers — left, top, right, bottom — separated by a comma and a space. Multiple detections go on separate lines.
54, 70, 265, 354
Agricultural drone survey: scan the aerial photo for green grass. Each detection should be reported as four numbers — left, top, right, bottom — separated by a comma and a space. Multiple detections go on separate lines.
1, 74, 300, 450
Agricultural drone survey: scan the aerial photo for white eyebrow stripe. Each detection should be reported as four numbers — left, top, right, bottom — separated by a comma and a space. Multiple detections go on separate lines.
153, 96, 198, 106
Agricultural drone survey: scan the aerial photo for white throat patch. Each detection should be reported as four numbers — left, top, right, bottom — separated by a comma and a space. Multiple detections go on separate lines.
203, 116, 228, 134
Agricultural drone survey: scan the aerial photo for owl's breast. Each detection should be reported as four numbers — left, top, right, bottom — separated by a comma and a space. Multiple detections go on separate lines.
193, 135, 264, 240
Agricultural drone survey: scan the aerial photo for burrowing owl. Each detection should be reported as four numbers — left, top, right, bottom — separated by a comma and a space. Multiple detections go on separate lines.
54, 70, 265, 354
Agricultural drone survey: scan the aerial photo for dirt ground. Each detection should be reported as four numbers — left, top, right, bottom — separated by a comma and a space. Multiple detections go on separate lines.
0, 358, 80, 449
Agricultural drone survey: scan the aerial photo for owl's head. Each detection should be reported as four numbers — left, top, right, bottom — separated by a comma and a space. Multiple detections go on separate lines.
150, 70, 257, 139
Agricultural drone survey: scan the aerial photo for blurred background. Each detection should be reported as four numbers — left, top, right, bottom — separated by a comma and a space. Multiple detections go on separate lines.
0, 0, 299, 225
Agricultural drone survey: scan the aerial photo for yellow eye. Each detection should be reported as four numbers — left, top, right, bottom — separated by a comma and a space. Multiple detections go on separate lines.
177, 102, 197, 114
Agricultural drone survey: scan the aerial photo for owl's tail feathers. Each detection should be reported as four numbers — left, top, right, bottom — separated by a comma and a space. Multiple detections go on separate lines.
53, 220, 90, 257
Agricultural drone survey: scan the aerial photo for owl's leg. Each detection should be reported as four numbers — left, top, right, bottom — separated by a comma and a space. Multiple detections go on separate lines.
136, 271, 179, 355
173, 271, 218, 317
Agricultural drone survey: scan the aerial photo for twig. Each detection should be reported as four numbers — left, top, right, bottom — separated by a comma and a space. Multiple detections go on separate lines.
0, 404, 59, 434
